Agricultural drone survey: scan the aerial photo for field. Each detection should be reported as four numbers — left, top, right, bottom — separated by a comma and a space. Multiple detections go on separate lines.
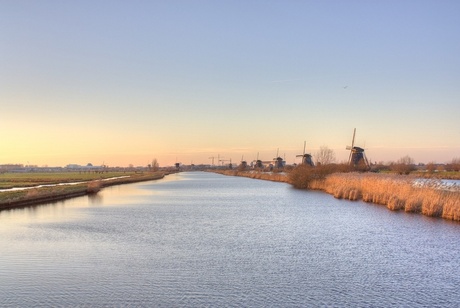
0, 171, 165, 209
0, 171, 137, 189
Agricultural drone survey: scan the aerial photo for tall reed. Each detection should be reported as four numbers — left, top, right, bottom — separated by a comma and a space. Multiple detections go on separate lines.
322, 173, 460, 221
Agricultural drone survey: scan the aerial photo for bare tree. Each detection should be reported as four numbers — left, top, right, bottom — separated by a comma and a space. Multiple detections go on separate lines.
315, 146, 336, 166
391, 155, 416, 175
151, 158, 159, 172
446, 157, 460, 172
426, 161, 437, 174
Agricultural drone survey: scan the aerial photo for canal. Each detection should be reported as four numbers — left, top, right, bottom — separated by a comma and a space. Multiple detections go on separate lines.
1, 171, 459, 307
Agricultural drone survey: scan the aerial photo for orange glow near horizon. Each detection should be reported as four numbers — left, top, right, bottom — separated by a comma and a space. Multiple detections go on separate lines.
1, 2, 459, 167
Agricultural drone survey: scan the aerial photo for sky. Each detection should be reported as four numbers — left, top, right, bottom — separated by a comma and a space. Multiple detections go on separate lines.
1, 0, 459, 167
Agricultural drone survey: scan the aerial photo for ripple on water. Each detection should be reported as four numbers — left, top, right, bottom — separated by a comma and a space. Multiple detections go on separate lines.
1, 172, 460, 307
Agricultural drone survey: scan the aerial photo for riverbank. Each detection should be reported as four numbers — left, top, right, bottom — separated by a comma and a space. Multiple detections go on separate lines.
0, 171, 141, 189
0, 172, 166, 210
211, 169, 460, 222
211, 170, 290, 183
312, 173, 460, 221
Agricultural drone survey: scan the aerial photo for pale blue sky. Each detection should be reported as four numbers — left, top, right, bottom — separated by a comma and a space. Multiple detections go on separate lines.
1, 1, 459, 167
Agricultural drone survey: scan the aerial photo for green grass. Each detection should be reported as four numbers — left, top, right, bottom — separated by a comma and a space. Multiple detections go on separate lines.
0, 171, 137, 189
0, 171, 165, 209
0, 183, 90, 204
414, 170, 460, 180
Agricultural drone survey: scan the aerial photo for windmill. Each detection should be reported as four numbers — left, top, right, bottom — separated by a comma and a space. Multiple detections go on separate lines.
254, 152, 263, 169
174, 157, 181, 171
273, 148, 285, 169
296, 141, 314, 166
346, 128, 369, 168
240, 155, 247, 169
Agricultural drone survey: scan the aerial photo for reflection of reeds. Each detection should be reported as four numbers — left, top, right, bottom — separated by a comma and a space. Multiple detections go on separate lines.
322, 173, 460, 221
213, 169, 460, 221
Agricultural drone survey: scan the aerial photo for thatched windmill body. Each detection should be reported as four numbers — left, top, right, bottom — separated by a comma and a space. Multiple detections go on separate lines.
346, 128, 369, 168
240, 155, 247, 169
296, 141, 314, 167
273, 148, 285, 169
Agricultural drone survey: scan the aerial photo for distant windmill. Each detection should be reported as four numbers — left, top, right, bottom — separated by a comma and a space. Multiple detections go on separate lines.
346, 128, 369, 168
254, 152, 263, 169
273, 148, 284, 169
240, 155, 247, 169
296, 141, 314, 166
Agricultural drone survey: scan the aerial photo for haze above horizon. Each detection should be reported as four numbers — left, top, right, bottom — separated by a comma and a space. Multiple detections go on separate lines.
1, 1, 459, 167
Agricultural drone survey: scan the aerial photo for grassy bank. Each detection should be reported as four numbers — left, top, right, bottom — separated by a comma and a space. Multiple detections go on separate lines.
412, 170, 460, 180
0, 171, 139, 189
0, 172, 165, 210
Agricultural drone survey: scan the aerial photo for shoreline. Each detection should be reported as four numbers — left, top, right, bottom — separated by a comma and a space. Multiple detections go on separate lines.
211, 170, 460, 222
211, 170, 290, 183
0, 172, 167, 211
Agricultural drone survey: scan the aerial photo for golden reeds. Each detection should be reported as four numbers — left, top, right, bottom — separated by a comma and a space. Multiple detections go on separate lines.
214, 167, 460, 222
322, 173, 460, 221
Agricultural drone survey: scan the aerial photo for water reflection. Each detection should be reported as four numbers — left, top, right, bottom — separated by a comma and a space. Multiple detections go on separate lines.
0, 172, 459, 307
88, 193, 103, 205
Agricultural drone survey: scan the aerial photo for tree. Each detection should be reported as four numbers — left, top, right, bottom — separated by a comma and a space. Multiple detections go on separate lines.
151, 158, 159, 172
426, 161, 437, 174
315, 146, 336, 165
391, 155, 416, 175
446, 157, 460, 172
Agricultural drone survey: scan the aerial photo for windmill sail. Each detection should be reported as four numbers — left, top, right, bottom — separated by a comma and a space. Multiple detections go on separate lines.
346, 128, 370, 169
296, 141, 314, 166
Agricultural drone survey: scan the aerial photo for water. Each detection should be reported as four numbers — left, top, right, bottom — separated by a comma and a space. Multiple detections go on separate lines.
1, 172, 459, 307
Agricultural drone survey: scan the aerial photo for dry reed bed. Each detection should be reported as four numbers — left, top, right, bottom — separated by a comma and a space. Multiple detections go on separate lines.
317, 173, 460, 221
212, 169, 460, 221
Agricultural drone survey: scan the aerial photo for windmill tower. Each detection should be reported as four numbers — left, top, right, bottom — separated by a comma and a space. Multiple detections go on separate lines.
296, 141, 314, 166
273, 157, 284, 169
346, 128, 369, 168
273, 148, 285, 169
240, 155, 247, 169
254, 152, 263, 169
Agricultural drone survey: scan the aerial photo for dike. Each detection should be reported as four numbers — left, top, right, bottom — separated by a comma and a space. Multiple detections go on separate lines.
0, 172, 166, 210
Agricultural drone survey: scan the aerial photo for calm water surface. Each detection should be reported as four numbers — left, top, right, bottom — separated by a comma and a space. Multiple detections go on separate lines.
1, 172, 459, 307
